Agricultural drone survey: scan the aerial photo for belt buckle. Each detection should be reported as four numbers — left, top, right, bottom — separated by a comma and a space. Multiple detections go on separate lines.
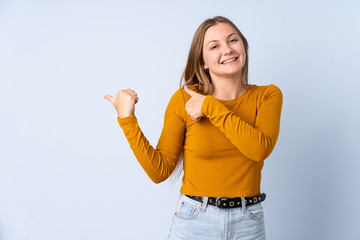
215, 197, 229, 208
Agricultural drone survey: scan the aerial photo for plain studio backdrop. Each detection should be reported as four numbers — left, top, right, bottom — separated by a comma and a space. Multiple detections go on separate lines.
1, 0, 359, 239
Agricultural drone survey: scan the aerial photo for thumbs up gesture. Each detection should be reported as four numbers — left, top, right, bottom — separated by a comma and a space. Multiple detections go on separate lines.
183, 85, 206, 122
104, 89, 139, 118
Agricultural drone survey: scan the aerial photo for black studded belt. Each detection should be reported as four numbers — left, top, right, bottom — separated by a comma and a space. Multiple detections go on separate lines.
185, 193, 266, 209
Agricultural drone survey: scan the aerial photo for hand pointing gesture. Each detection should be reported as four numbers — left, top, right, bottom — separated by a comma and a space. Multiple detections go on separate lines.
184, 85, 206, 122
104, 89, 139, 118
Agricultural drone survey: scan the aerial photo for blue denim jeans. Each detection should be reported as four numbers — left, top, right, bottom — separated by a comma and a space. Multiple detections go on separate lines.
168, 194, 266, 240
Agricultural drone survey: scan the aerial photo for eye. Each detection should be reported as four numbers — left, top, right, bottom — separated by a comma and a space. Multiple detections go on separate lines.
210, 45, 217, 50
230, 39, 238, 43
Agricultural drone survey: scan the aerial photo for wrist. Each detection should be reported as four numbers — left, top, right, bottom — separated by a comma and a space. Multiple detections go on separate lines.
117, 110, 133, 118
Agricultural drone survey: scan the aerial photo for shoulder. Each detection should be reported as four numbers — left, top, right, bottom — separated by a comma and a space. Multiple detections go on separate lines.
170, 87, 187, 103
250, 84, 282, 100
177, 85, 199, 102
164, 88, 188, 121
166, 87, 187, 110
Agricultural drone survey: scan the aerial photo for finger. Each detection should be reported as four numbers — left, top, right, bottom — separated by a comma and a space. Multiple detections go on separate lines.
184, 85, 196, 96
123, 91, 138, 99
191, 116, 201, 121
116, 90, 122, 97
123, 89, 137, 94
133, 96, 139, 104
104, 95, 114, 104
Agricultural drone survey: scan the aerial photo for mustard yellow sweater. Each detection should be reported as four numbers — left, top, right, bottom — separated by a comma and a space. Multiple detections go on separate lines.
117, 84, 283, 197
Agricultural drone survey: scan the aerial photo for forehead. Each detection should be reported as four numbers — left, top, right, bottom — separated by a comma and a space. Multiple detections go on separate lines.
203, 23, 237, 42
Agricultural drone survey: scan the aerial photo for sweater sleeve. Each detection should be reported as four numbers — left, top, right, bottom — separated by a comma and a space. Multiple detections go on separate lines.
117, 89, 186, 183
200, 84, 283, 162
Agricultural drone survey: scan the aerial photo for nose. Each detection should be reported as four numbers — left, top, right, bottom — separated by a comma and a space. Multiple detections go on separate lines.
223, 44, 234, 55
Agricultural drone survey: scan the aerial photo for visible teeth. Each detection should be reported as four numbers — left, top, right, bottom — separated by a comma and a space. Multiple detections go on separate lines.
223, 58, 237, 64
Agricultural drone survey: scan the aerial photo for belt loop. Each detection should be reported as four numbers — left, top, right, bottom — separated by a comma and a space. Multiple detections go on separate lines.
241, 197, 247, 214
201, 197, 209, 212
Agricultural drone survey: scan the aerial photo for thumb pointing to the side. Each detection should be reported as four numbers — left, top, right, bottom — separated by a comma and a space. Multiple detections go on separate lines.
184, 85, 197, 96
104, 95, 115, 105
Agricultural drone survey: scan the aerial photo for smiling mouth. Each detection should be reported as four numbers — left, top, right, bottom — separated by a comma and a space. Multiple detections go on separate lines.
221, 57, 238, 64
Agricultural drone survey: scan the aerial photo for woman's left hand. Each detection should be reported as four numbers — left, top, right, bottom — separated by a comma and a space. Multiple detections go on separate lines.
184, 85, 206, 121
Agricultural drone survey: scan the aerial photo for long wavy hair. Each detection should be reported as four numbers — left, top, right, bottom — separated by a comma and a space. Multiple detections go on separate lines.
180, 16, 249, 94
169, 16, 250, 183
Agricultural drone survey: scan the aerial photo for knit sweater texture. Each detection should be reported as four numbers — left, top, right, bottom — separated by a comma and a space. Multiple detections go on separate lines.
117, 84, 283, 197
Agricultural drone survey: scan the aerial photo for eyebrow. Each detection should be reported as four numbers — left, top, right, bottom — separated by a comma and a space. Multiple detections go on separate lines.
207, 33, 237, 46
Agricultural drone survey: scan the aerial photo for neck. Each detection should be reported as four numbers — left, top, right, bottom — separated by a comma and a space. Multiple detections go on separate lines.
209, 73, 247, 101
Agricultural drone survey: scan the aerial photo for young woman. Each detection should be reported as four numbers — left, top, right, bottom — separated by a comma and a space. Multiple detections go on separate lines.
105, 16, 283, 240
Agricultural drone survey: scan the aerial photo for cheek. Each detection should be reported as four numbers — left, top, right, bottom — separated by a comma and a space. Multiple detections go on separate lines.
241, 53, 247, 65
203, 53, 214, 66
203, 51, 221, 67
236, 44, 245, 55
237, 47, 246, 65
207, 52, 220, 64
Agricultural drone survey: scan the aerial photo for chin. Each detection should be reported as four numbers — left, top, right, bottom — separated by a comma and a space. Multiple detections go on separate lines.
223, 69, 242, 76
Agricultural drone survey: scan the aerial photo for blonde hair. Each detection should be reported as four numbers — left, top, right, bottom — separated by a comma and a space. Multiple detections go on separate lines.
169, 16, 250, 183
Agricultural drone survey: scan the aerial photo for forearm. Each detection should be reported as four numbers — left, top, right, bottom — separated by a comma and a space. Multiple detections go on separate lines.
201, 89, 282, 162
202, 105, 277, 161
118, 115, 178, 183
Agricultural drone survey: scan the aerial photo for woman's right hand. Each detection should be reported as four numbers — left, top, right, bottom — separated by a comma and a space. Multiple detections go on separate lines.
104, 89, 139, 118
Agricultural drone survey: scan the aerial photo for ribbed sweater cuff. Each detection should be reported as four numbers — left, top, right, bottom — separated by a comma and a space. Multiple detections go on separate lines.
201, 95, 212, 117
117, 114, 137, 127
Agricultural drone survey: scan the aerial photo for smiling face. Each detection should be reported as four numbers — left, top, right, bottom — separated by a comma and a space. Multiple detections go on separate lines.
202, 22, 246, 79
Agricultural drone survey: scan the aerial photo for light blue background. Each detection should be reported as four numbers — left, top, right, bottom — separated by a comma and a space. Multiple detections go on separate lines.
1, 0, 359, 239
